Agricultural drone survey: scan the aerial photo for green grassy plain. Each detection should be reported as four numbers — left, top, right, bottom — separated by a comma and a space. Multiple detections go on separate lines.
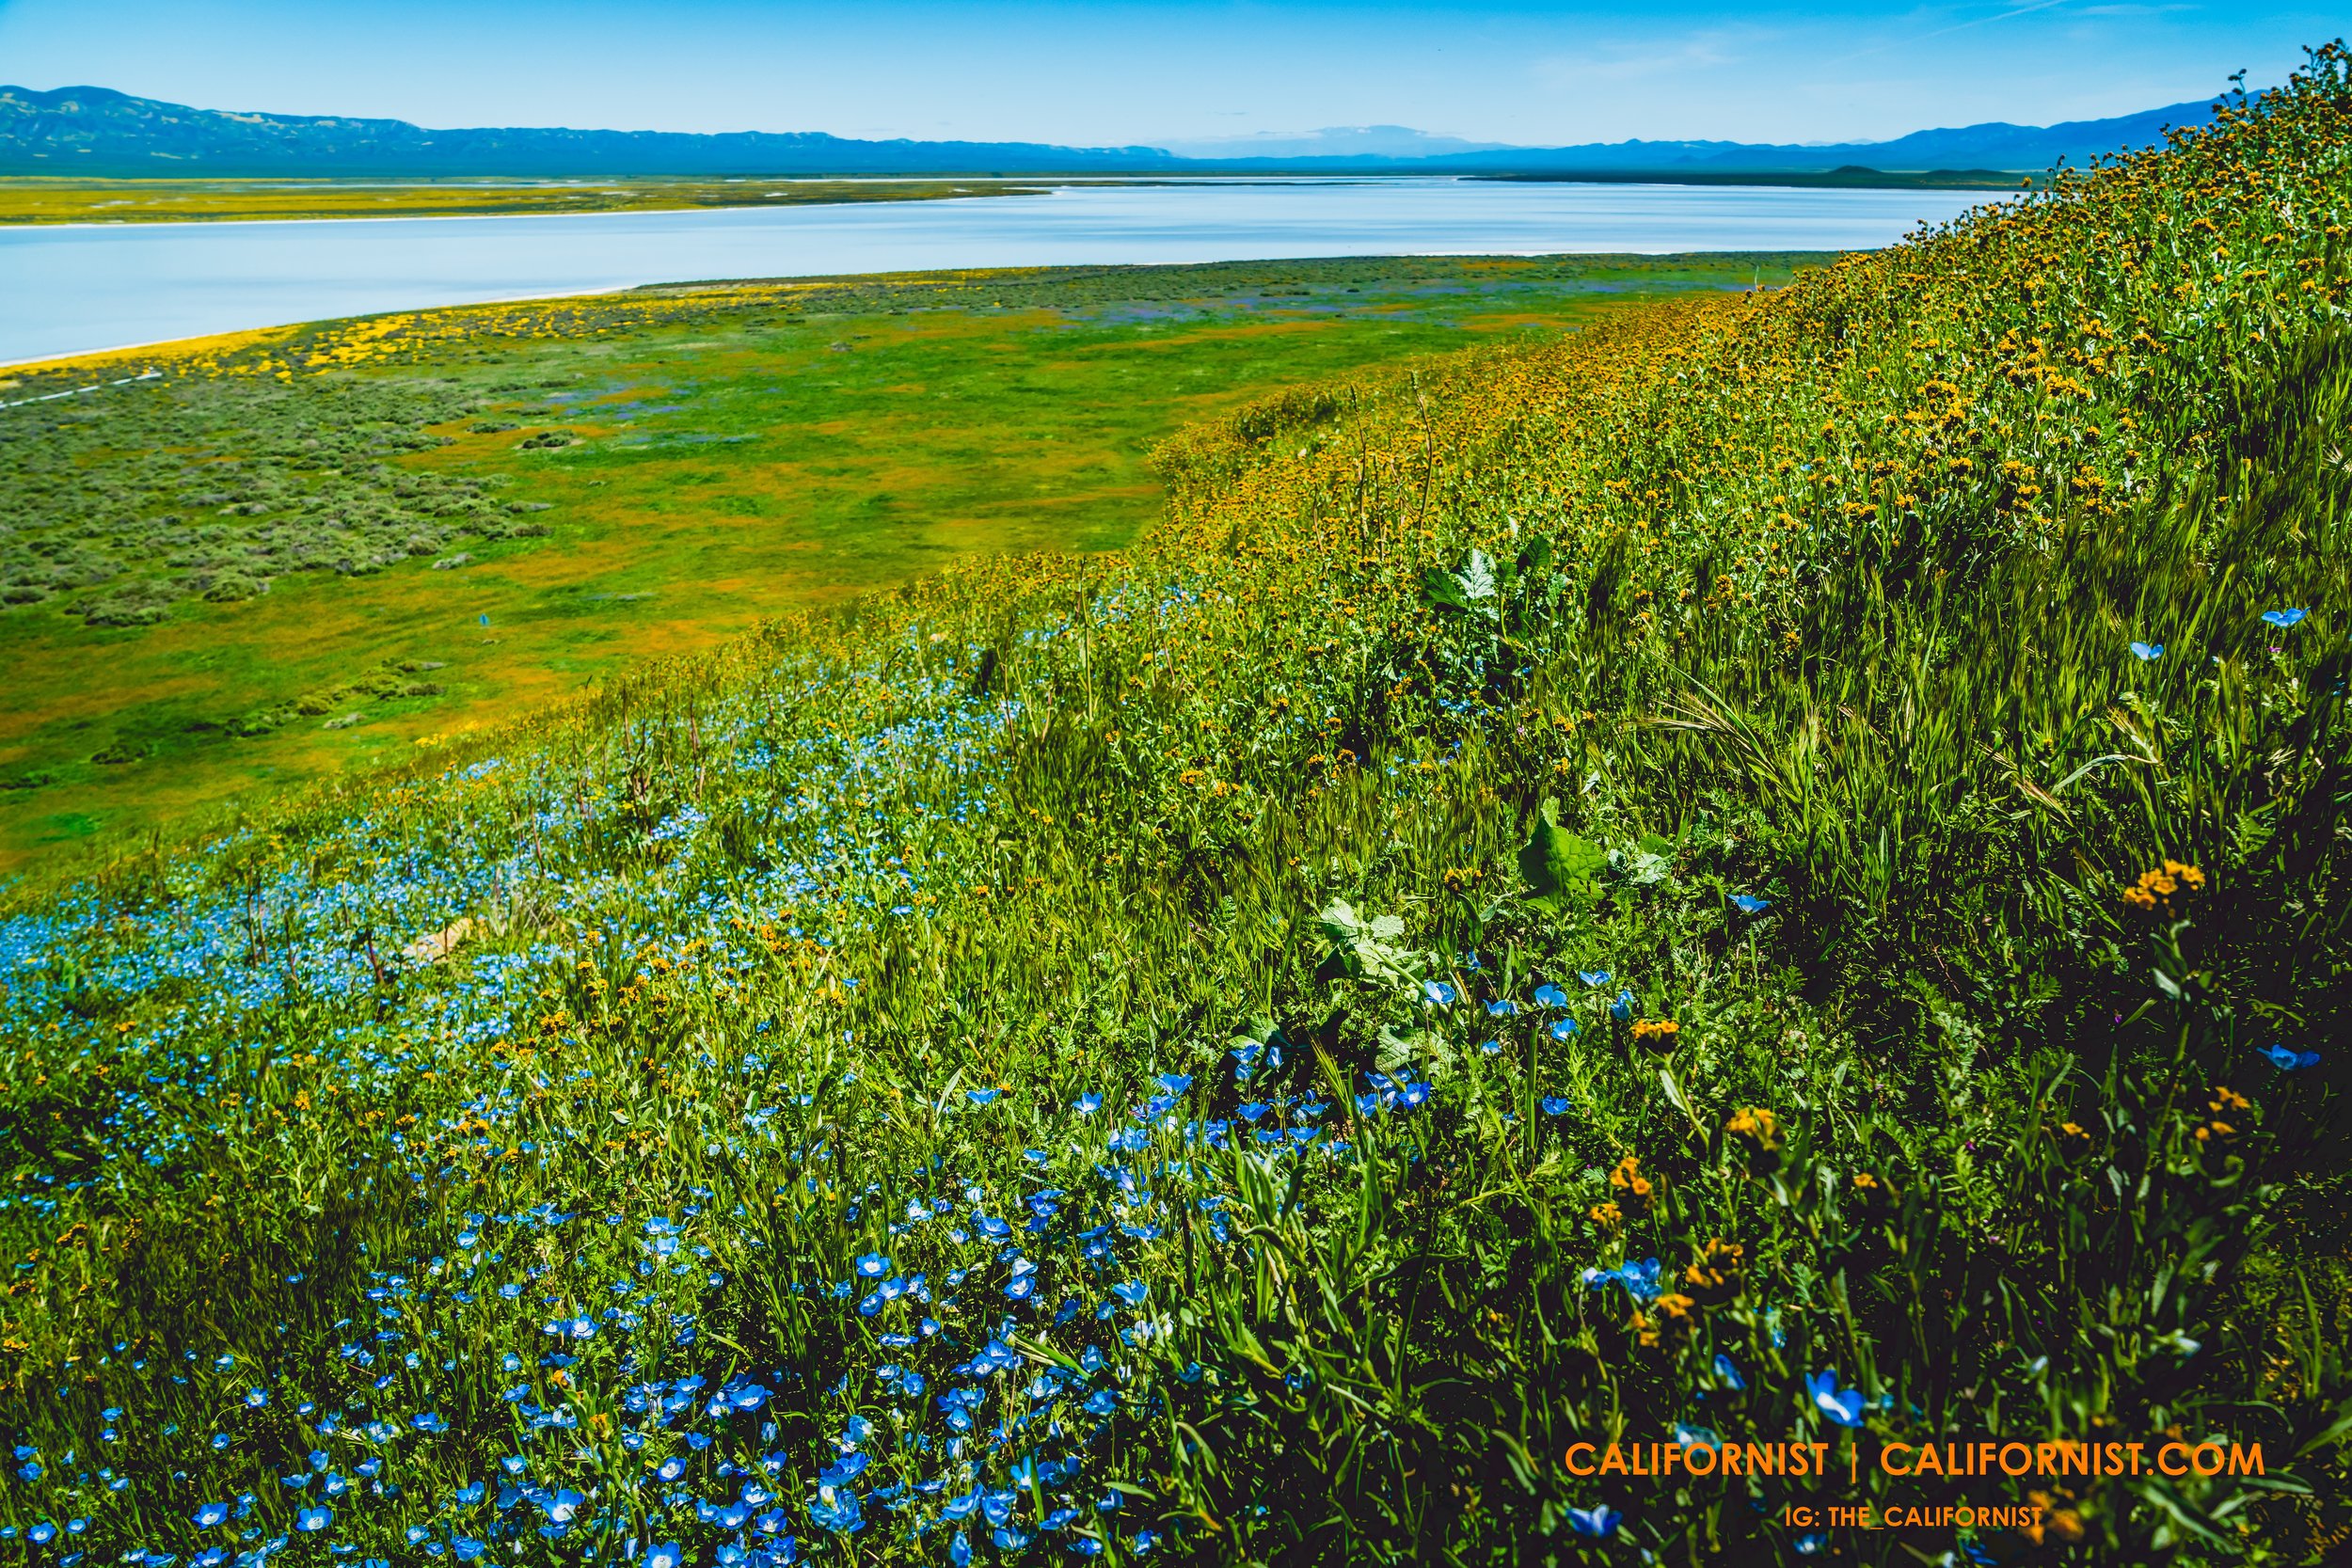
0, 253, 1800, 870
0, 176, 1046, 225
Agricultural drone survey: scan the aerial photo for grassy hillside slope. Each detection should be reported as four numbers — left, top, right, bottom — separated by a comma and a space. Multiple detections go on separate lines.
2, 47, 2350, 1568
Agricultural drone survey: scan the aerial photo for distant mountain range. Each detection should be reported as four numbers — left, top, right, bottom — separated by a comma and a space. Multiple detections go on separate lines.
0, 85, 2217, 181
1158, 125, 1523, 160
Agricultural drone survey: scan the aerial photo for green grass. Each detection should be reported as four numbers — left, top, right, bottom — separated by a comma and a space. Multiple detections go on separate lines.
0, 176, 1049, 225
0, 252, 1800, 870
0, 47, 2350, 1568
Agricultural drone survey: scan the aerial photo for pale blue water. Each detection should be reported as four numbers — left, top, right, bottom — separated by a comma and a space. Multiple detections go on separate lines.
0, 178, 1993, 365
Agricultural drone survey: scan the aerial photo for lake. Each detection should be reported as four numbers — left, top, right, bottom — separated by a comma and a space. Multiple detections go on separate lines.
0, 177, 1995, 365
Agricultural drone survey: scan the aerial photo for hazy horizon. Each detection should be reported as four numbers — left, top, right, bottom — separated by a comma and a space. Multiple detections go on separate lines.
0, 0, 2331, 150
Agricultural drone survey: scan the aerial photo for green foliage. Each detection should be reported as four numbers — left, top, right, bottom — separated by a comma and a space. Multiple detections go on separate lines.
0, 375, 506, 618
1518, 796, 1606, 911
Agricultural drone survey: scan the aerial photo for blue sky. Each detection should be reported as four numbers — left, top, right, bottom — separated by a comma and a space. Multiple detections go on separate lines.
0, 1, 2332, 147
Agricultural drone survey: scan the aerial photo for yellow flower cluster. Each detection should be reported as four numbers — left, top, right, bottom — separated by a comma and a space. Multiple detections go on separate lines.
1726, 1106, 1782, 1153
1608, 1154, 1653, 1215
1629, 1017, 1679, 1049
2122, 859, 2205, 913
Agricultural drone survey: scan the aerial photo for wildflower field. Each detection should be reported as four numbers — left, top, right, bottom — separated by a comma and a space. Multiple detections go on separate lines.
4, 45, 2352, 1568
0, 251, 1776, 867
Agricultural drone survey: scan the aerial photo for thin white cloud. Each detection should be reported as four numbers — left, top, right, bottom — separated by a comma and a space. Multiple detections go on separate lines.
1533, 26, 1762, 90
1829, 0, 2085, 67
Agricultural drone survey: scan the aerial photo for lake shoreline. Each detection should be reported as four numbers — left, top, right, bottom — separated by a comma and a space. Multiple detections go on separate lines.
0, 179, 1996, 364
0, 168, 2021, 230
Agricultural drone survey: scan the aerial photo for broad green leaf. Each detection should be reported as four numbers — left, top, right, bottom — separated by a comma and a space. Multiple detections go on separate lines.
1421, 565, 1470, 612
1458, 548, 1497, 601
1518, 798, 1606, 910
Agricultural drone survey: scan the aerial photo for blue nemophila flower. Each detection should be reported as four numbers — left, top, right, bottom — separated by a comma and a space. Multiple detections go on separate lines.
2130, 641, 2164, 661
818, 1453, 869, 1488
1582, 1259, 1661, 1301
193, 1503, 229, 1528
1421, 979, 1456, 1006
1610, 989, 1636, 1022
1549, 1018, 1580, 1041
1155, 1073, 1194, 1097
1728, 894, 1770, 914
295, 1506, 332, 1533
644, 1544, 684, 1568
809, 1484, 865, 1535
657, 1456, 688, 1482
1485, 997, 1518, 1018
2263, 608, 2309, 627
1807, 1370, 1866, 1427
1541, 1096, 1571, 1116
244, 1388, 269, 1409
2261, 1043, 2322, 1070
1533, 983, 1568, 1008
1073, 1092, 1104, 1115
855, 1253, 891, 1278
1713, 1353, 1745, 1390
1110, 1280, 1149, 1307
1577, 971, 1611, 988
1566, 1504, 1620, 1538
1479, 1037, 1503, 1055
966, 1088, 1002, 1106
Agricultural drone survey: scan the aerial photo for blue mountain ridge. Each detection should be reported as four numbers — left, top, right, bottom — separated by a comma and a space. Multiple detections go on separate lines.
0, 83, 2217, 179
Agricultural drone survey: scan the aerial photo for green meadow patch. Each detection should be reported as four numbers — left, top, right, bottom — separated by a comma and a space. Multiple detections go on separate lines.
0, 253, 1793, 870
